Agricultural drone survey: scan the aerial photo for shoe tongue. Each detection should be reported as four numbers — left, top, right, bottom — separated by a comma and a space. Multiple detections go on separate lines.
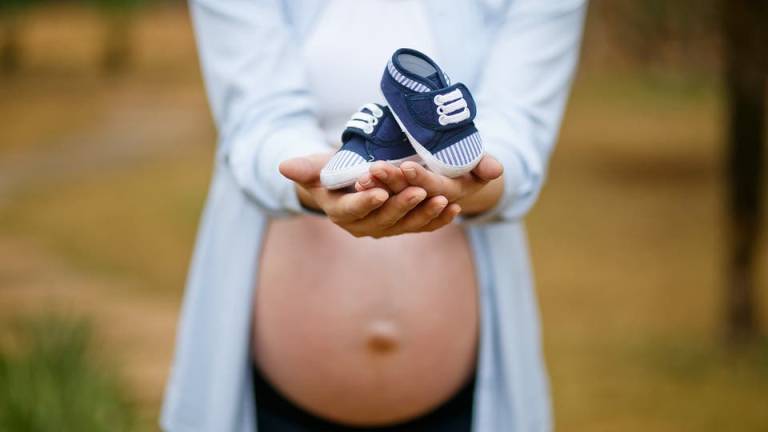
341, 129, 369, 150
423, 71, 447, 89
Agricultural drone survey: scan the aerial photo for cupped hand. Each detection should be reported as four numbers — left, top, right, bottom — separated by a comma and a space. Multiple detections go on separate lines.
356, 155, 504, 213
279, 153, 462, 238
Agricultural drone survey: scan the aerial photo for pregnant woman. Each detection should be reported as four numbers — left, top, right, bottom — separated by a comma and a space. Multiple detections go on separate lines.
162, 1, 586, 431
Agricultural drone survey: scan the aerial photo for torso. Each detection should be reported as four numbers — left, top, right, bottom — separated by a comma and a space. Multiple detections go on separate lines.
252, 1, 479, 426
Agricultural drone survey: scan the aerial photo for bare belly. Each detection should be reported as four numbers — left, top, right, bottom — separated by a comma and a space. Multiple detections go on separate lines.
253, 215, 478, 427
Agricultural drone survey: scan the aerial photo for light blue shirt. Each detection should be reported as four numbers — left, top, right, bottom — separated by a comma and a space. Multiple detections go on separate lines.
162, 1, 587, 431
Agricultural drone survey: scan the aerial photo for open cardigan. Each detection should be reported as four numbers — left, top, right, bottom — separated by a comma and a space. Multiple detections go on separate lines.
161, 1, 587, 430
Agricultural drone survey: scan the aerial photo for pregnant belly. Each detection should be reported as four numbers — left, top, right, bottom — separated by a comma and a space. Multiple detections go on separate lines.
253, 215, 478, 427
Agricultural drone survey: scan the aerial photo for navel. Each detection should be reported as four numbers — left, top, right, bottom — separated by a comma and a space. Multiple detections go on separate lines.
366, 320, 400, 354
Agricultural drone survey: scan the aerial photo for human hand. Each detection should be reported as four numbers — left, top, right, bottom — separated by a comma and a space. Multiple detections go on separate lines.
356, 155, 504, 215
279, 154, 462, 238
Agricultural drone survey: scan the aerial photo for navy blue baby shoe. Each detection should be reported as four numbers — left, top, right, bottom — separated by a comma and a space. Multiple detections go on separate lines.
381, 48, 484, 177
321, 103, 421, 190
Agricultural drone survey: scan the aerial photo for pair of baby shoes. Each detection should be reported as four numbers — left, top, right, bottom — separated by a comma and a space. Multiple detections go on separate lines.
320, 48, 485, 190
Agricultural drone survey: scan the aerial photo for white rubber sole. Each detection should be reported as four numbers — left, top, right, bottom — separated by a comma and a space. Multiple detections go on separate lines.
388, 108, 484, 178
320, 153, 423, 190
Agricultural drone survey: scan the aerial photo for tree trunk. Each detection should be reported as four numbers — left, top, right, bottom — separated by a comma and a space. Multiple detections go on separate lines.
721, 0, 767, 345
1, 16, 22, 75
102, 12, 134, 75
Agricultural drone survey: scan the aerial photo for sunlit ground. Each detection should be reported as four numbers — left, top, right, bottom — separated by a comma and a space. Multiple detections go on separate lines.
1, 4, 767, 431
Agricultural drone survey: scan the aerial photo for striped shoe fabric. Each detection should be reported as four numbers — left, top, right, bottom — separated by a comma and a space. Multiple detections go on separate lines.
324, 150, 366, 172
387, 59, 451, 92
387, 60, 431, 93
433, 132, 483, 167
381, 48, 484, 178
320, 103, 419, 190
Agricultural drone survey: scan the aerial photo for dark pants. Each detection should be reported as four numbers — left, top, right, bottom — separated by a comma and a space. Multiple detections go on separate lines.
253, 365, 475, 432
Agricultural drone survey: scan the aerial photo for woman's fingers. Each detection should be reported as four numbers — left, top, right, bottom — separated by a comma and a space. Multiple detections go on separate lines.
354, 173, 387, 192
355, 186, 426, 232
385, 195, 448, 235
279, 153, 332, 187
419, 203, 462, 232
370, 162, 410, 193
471, 155, 504, 182
400, 161, 462, 199
324, 188, 388, 223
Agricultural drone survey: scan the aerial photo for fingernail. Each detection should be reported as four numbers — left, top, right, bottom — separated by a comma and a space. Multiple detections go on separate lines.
374, 170, 388, 181
360, 177, 373, 187
403, 167, 416, 180
372, 194, 386, 205
409, 194, 424, 204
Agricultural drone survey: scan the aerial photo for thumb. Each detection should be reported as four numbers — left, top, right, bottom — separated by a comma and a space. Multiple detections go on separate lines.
472, 154, 504, 182
279, 153, 331, 186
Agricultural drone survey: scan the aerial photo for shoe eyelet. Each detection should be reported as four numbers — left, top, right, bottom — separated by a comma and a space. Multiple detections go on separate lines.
436, 106, 446, 115
433, 95, 444, 105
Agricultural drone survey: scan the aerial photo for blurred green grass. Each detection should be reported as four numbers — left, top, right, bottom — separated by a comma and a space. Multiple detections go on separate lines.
0, 315, 140, 432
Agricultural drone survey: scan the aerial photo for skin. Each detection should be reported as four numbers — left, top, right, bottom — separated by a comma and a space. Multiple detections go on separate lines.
254, 216, 481, 425
252, 153, 504, 425
279, 153, 505, 236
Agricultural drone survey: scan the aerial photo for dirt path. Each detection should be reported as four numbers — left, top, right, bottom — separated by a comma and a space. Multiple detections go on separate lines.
0, 95, 209, 206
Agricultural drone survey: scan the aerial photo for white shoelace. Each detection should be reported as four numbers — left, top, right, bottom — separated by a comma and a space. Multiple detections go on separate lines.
434, 89, 470, 126
345, 103, 384, 134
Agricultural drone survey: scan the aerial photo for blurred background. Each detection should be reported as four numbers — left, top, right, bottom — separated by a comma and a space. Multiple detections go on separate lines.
0, 1, 766, 431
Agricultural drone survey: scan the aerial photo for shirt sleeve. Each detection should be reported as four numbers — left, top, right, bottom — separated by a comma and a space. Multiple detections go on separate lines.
189, 0, 330, 217
464, 0, 587, 224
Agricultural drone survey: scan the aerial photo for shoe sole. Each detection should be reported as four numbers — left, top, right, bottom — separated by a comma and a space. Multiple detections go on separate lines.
320, 154, 423, 190
388, 108, 484, 178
